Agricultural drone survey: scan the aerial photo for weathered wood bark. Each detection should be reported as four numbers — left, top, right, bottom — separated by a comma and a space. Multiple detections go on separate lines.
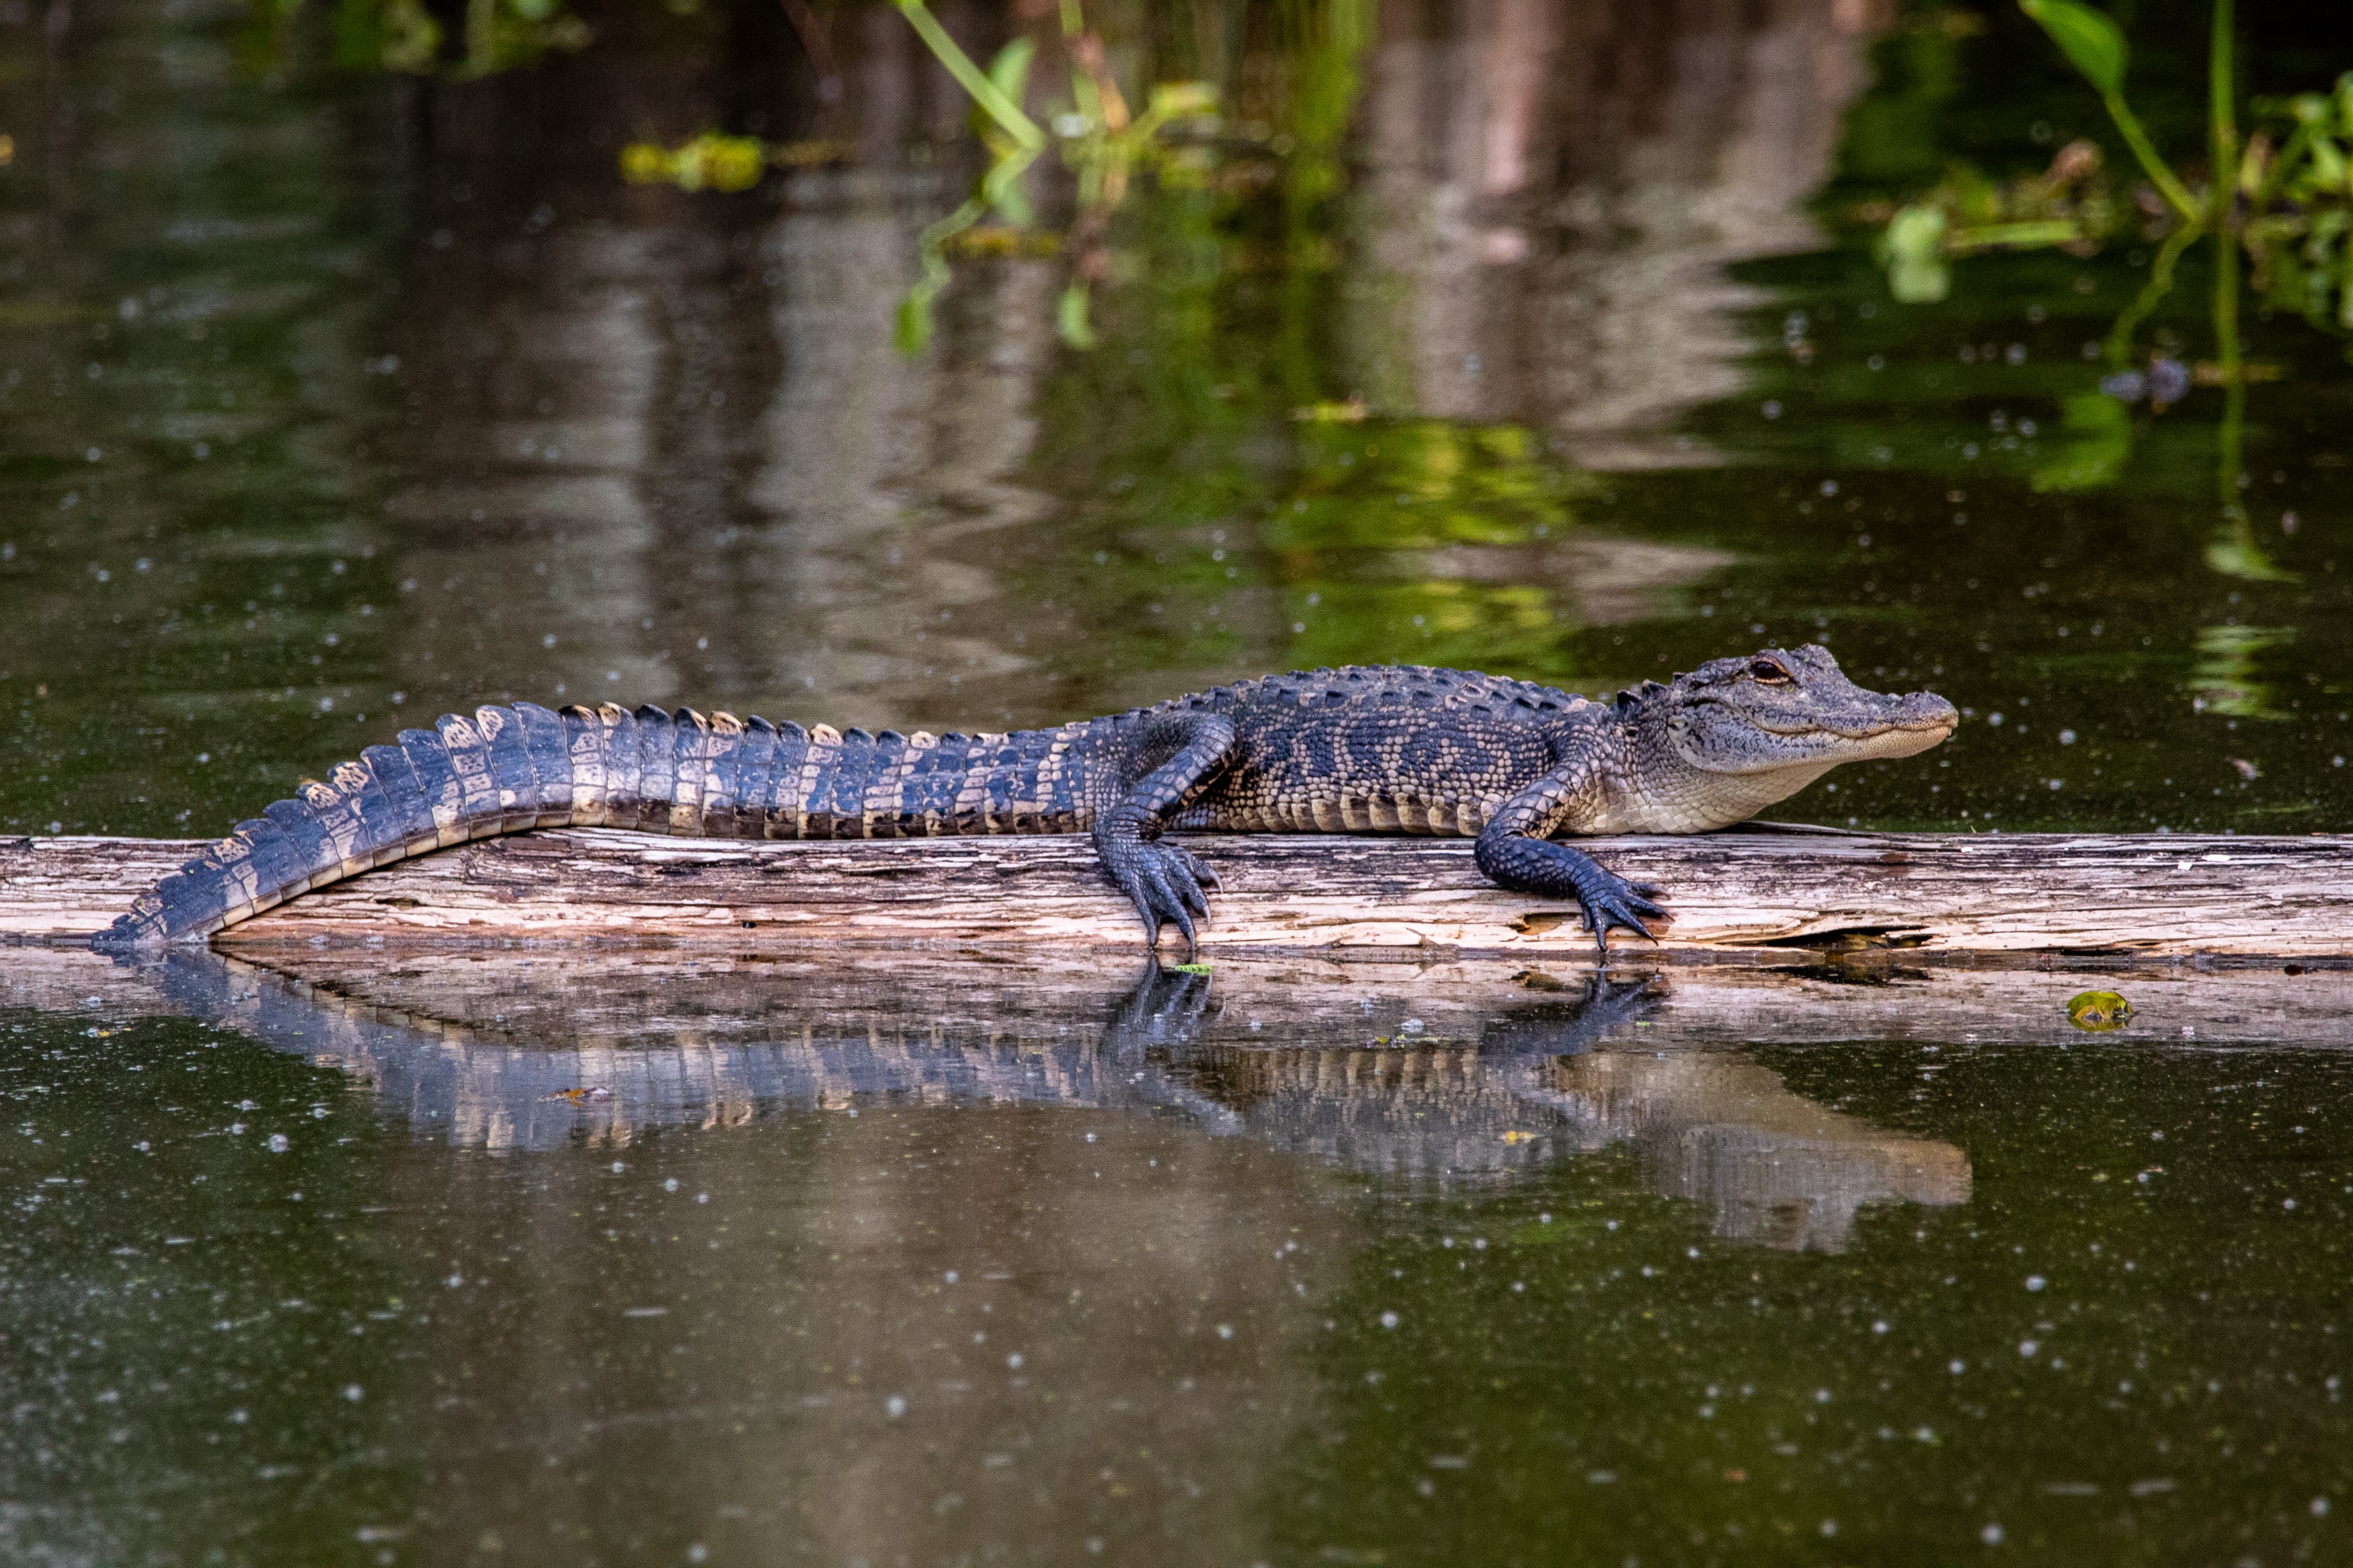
3, 826, 2349, 961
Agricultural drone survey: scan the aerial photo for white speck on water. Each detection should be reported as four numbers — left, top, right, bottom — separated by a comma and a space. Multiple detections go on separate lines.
944, 1271, 958, 1284
664, 1178, 678, 1192
2026, 1275, 2046, 1292
1217, 1324, 1234, 1339
885, 1395, 906, 1418
2020, 1341, 2039, 1358
612, 1161, 626, 1173
1085, 1132, 1096, 1143
1982, 1523, 2005, 1544
1814, 1389, 1832, 1403
1006, 1353, 1024, 1369
622, 1307, 666, 1318
1872, 1320, 1889, 1334
1380, 1312, 1400, 1329
342, 1385, 364, 1402
1820, 1520, 1838, 1538
445, 1274, 463, 1288
266, 1133, 288, 1153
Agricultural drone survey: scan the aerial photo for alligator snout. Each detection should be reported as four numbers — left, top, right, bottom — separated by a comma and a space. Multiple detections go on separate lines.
1893, 691, 1960, 733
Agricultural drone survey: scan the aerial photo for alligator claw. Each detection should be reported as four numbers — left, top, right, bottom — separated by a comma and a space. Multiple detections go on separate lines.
1577, 878, 1663, 958
1111, 840, 1219, 959
1474, 833, 1664, 962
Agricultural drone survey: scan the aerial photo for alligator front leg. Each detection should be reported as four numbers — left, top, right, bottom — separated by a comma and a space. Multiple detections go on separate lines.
1473, 760, 1663, 960
1090, 711, 1236, 956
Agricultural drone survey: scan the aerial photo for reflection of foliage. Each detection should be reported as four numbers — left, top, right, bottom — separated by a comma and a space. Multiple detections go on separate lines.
619, 132, 766, 194
1283, 579, 1577, 682
2029, 391, 2132, 491
2188, 622, 2292, 716
314, 0, 588, 75
1271, 421, 1585, 551
891, 1, 1220, 354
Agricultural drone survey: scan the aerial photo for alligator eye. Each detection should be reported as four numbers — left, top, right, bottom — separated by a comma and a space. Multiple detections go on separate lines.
1747, 659, 1792, 684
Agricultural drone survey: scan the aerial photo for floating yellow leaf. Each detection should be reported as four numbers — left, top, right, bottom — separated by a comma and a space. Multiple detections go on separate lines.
619, 132, 766, 194
2065, 991, 2134, 1031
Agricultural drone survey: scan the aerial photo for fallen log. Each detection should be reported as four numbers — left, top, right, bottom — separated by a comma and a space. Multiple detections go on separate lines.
4, 825, 2348, 962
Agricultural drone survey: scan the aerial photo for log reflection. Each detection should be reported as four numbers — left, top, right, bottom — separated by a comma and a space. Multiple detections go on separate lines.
127, 948, 1968, 1251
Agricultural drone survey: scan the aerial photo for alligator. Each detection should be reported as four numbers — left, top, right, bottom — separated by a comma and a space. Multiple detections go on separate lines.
96, 644, 1956, 956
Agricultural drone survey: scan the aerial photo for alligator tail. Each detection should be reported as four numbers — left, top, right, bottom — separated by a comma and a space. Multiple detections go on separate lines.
91, 702, 803, 950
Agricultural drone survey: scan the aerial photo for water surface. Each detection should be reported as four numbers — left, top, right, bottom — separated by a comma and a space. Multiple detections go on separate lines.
5, 0, 2353, 1561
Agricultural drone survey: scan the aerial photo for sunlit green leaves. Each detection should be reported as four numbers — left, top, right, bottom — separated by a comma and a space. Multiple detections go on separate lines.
1876, 204, 1952, 302
2018, 0, 2127, 97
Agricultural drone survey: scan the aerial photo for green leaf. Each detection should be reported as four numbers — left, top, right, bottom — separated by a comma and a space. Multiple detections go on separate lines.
1055, 282, 1098, 350
2018, 0, 2126, 97
894, 291, 934, 357
1874, 203, 1951, 302
986, 37, 1034, 101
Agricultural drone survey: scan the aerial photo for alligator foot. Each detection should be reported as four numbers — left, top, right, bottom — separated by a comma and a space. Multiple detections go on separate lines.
1474, 835, 1664, 960
1105, 839, 1220, 958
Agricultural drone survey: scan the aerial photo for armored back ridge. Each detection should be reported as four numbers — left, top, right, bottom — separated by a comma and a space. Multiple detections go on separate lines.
97, 650, 1958, 957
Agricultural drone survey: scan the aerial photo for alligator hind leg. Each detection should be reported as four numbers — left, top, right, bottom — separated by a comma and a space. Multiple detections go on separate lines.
1474, 768, 1663, 960
1090, 711, 1236, 957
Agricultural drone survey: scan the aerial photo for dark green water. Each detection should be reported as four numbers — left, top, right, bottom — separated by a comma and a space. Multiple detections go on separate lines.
5, 0, 2353, 1562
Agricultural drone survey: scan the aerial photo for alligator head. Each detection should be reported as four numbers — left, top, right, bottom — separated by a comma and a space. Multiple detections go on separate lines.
1615, 644, 1958, 832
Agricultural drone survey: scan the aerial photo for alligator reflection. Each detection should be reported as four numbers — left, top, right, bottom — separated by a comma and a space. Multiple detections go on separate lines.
141, 949, 1966, 1251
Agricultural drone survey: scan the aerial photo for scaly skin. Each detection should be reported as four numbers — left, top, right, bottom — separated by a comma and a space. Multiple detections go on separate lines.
95, 645, 1957, 957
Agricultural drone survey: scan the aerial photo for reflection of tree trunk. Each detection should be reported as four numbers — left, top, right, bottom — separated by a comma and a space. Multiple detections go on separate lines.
741, 178, 1055, 731
383, 225, 690, 710
1345, 0, 1884, 467
374, 1110, 1345, 1566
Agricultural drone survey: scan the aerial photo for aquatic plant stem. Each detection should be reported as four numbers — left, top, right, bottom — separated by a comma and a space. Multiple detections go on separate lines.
2105, 222, 2199, 366
894, 0, 1043, 152
2104, 92, 2204, 225
2209, 0, 2237, 229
